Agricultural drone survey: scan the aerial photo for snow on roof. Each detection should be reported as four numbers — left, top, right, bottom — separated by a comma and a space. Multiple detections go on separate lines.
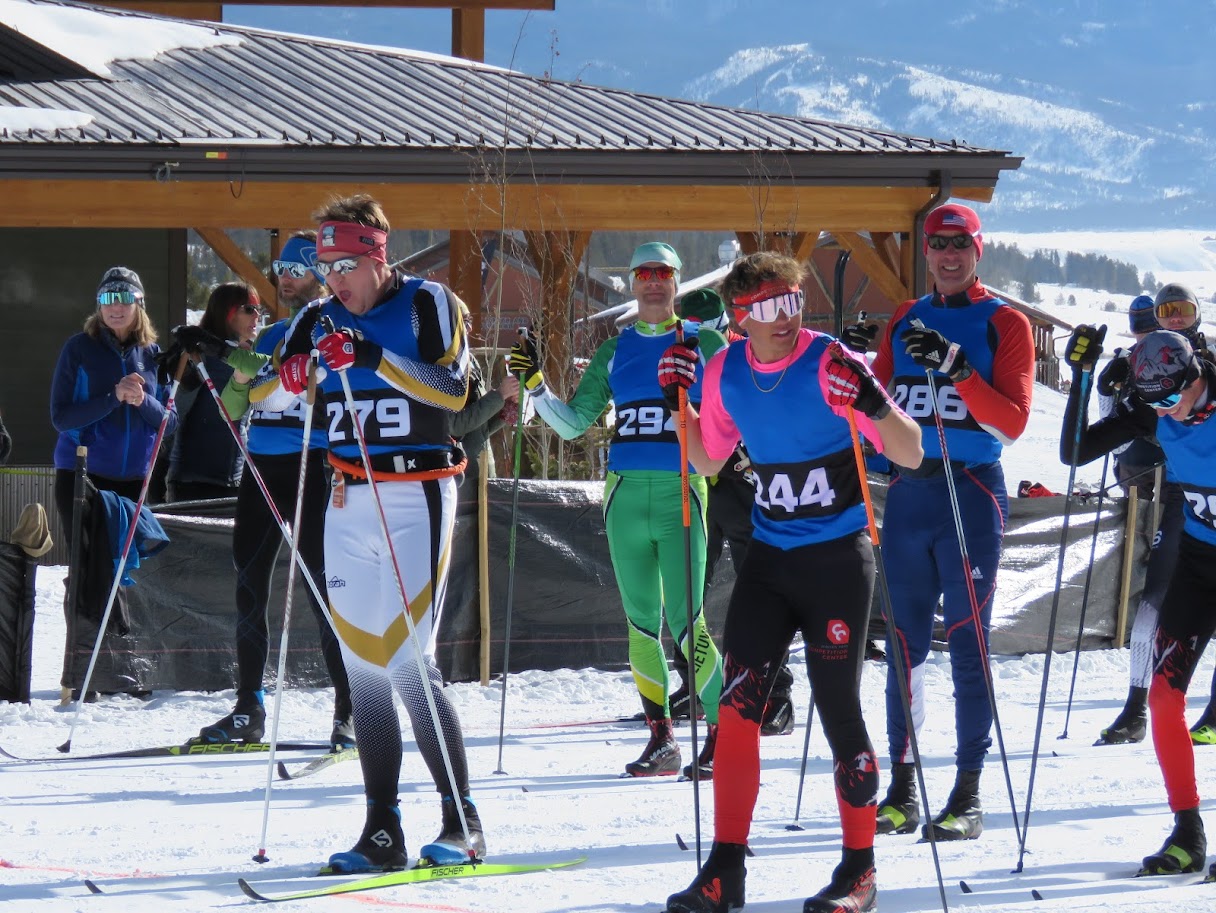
0, 0, 241, 78
0, 103, 91, 131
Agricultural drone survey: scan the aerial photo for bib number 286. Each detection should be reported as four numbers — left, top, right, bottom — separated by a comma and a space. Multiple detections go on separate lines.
893, 383, 967, 421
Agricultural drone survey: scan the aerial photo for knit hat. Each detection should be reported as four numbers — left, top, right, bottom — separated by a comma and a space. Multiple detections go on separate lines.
1128, 295, 1157, 335
924, 203, 983, 259
278, 235, 322, 282
1129, 330, 1201, 404
630, 241, 683, 273
97, 266, 145, 307
679, 288, 725, 322
1154, 283, 1201, 330
10, 502, 53, 559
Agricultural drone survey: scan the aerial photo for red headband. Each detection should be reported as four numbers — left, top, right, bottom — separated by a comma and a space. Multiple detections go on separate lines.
732, 280, 799, 306
317, 221, 389, 262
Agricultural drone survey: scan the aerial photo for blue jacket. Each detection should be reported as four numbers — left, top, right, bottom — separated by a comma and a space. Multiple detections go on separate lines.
50, 328, 178, 481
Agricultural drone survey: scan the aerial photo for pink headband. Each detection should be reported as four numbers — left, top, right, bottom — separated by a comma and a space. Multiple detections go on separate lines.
317, 221, 388, 263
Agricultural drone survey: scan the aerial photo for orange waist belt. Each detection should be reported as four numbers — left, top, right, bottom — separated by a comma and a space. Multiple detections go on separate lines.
328, 452, 466, 483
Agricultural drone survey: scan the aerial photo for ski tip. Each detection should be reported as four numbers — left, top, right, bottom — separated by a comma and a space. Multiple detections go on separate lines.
959, 880, 973, 894
237, 878, 267, 901
1031, 889, 1044, 901
521, 785, 529, 793
84, 879, 103, 894
784, 823, 805, 832
744, 846, 755, 858
275, 761, 291, 780
675, 834, 689, 851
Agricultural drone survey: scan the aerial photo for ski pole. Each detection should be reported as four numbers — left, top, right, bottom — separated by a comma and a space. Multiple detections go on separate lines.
323, 316, 476, 857
1059, 450, 1111, 739
493, 329, 529, 775
59, 355, 188, 753
785, 692, 816, 831
253, 353, 318, 864
674, 322, 704, 869
1017, 330, 1103, 872
910, 320, 1024, 851
833, 346, 948, 913
61, 445, 88, 703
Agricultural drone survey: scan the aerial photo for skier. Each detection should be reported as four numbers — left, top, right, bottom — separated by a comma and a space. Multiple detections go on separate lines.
659, 250, 922, 913
508, 242, 726, 778
1060, 327, 1216, 878
269, 196, 481, 873
844, 203, 1035, 841
188, 233, 353, 750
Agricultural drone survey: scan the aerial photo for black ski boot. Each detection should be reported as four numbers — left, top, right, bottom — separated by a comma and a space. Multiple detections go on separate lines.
327, 801, 408, 874
761, 664, 795, 736
1096, 686, 1147, 745
875, 762, 919, 835
624, 718, 681, 777
330, 716, 356, 751
803, 846, 877, 913
1139, 808, 1206, 875
666, 841, 746, 913
923, 768, 983, 841
198, 690, 266, 744
682, 724, 718, 780
670, 681, 692, 721
419, 795, 486, 865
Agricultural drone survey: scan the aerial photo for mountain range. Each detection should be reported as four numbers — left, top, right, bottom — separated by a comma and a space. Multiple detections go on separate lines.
226, 1, 1215, 231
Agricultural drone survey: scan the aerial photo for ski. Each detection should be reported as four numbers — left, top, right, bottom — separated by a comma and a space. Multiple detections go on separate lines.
959, 870, 1211, 902
0, 740, 328, 763
276, 747, 359, 781
237, 856, 587, 902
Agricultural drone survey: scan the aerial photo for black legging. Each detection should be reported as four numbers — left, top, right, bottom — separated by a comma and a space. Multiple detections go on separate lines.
232, 450, 350, 717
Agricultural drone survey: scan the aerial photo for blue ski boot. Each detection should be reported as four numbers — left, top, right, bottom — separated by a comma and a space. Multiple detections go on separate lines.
327, 801, 408, 874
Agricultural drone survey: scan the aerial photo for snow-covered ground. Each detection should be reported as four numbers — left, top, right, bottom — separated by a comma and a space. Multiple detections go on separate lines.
3, 568, 1216, 913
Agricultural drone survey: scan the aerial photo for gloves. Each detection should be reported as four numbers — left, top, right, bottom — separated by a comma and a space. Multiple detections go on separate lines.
316, 328, 382, 372
508, 331, 545, 390
171, 324, 227, 359
1065, 324, 1106, 371
225, 346, 270, 379
279, 353, 312, 395
282, 305, 322, 360
900, 324, 967, 378
154, 344, 200, 391
1097, 351, 1130, 396
657, 337, 700, 412
841, 322, 878, 354
826, 352, 891, 419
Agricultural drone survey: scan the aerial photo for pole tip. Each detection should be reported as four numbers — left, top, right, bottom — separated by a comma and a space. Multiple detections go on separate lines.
253, 851, 270, 864
56, 740, 71, 754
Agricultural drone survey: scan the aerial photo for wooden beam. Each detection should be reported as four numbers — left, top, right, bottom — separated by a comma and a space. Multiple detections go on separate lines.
870, 232, 901, 275
448, 230, 485, 339
900, 231, 916, 293
833, 232, 913, 309
100, 1, 552, 8
522, 230, 591, 399
99, 2, 220, 18
791, 230, 821, 264
452, 8, 486, 61
0, 181, 994, 234
193, 227, 276, 313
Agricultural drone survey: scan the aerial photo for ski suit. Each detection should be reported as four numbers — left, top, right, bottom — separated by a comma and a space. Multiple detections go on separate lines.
529, 319, 725, 723
871, 280, 1034, 771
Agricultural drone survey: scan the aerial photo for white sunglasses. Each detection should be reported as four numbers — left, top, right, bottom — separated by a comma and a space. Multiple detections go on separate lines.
747, 290, 804, 323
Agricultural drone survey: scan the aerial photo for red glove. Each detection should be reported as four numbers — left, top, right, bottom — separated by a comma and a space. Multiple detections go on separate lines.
657, 337, 700, 411
279, 353, 311, 395
317, 329, 382, 373
825, 354, 890, 419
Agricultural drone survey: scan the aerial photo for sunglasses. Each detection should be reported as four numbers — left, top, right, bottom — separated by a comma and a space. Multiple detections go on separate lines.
926, 234, 976, 251
235, 303, 263, 317
1148, 391, 1184, 409
272, 260, 315, 279
632, 265, 676, 282
747, 289, 804, 323
1156, 300, 1198, 321
314, 256, 364, 277
98, 290, 141, 306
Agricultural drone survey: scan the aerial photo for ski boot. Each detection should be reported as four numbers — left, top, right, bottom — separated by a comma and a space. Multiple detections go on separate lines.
419, 795, 486, 865
670, 681, 692, 721
666, 841, 746, 913
761, 664, 795, 736
624, 718, 681, 777
198, 690, 266, 744
864, 640, 886, 662
682, 724, 717, 780
1096, 687, 1147, 745
327, 801, 409, 874
875, 762, 919, 835
330, 716, 356, 751
1190, 706, 1216, 746
923, 768, 983, 841
1138, 808, 1206, 875
803, 847, 876, 912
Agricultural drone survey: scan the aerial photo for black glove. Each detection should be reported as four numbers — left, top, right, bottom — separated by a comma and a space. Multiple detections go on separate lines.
1096, 351, 1130, 396
282, 304, 323, 360
841, 322, 879, 354
508, 331, 544, 390
171, 324, 227, 359
155, 345, 201, 392
657, 337, 700, 412
900, 324, 967, 377
1064, 324, 1106, 371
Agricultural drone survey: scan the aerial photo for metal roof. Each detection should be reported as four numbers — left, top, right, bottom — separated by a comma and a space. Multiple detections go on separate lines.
0, 0, 1020, 186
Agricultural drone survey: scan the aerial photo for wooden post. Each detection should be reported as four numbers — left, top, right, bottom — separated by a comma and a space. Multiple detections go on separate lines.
478, 447, 492, 686
1115, 487, 1139, 648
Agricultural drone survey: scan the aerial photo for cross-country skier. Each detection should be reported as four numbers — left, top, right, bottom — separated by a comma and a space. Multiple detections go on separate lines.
1060, 327, 1216, 879
268, 195, 481, 873
508, 242, 727, 779
659, 250, 923, 913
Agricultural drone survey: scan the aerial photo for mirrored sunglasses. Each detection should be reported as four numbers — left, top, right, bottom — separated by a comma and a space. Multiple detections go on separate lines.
1156, 300, 1198, 321
272, 260, 314, 279
632, 265, 676, 282
314, 256, 363, 277
97, 290, 141, 306
926, 234, 976, 251
1149, 391, 1183, 409
748, 289, 804, 323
